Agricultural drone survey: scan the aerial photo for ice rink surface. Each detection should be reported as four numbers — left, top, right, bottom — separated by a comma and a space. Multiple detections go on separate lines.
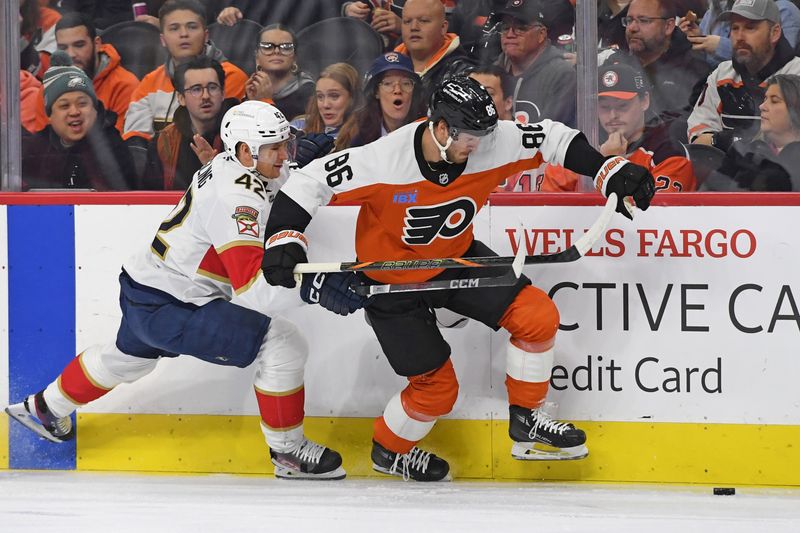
1, 471, 798, 533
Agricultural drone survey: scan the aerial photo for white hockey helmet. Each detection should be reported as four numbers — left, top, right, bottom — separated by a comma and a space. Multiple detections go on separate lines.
220, 101, 293, 170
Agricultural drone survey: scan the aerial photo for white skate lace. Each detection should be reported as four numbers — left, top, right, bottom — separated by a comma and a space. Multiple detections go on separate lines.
53, 416, 72, 437
292, 439, 326, 465
27, 396, 71, 437
528, 408, 572, 441
391, 447, 431, 481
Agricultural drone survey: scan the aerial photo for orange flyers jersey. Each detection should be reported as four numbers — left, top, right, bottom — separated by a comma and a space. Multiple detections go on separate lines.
280, 119, 580, 284
542, 122, 696, 193
124, 153, 299, 316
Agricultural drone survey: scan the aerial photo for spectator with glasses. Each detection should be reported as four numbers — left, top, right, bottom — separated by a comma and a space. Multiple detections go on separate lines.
246, 24, 315, 122
293, 62, 364, 152
352, 51, 424, 147
605, 0, 710, 127
495, 0, 577, 126
141, 56, 237, 190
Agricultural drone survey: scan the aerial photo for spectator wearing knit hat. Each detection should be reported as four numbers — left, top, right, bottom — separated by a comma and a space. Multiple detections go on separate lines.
21, 51, 135, 191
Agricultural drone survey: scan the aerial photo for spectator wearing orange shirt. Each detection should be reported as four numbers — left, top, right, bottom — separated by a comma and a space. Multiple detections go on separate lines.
394, 0, 475, 103
123, 0, 247, 144
542, 63, 695, 192
44, 13, 140, 134
21, 70, 46, 133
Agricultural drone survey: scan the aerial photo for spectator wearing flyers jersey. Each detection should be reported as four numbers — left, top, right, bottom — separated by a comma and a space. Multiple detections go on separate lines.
542, 63, 696, 192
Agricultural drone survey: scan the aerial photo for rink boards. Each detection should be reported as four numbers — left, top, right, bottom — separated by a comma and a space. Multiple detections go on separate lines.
1, 193, 799, 485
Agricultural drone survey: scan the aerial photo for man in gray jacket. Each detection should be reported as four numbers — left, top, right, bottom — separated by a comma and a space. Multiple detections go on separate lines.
494, 0, 577, 127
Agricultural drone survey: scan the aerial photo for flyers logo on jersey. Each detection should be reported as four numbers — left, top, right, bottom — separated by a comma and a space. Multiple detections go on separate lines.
402, 197, 477, 245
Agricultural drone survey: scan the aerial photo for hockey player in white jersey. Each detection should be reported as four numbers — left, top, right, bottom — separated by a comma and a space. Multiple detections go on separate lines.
5, 101, 364, 480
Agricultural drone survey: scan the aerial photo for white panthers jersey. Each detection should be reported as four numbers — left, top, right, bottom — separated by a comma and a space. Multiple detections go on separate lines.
124, 153, 299, 316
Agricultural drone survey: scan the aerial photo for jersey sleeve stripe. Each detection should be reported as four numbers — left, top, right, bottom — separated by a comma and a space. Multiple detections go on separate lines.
215, 240, 262, 254
196, 268, 230, 283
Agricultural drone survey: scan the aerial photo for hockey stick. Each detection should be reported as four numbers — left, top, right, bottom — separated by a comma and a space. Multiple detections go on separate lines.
294, 193, 618, 277
353, 238, 526, 296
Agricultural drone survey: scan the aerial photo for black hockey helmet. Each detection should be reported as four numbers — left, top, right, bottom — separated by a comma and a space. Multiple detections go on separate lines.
428, 76, 498, 138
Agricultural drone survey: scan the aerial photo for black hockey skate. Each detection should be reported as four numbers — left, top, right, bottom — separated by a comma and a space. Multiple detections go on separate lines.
371, 440, 451, 482
509, 405, 588, 461
270, 438, 346, 480
4, 391, 75, 443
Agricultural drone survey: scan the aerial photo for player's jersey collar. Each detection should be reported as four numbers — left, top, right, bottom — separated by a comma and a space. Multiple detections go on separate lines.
413, 122, 467, 187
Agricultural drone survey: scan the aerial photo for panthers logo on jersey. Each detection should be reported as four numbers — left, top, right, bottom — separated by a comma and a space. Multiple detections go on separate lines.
402, 197, 477, 245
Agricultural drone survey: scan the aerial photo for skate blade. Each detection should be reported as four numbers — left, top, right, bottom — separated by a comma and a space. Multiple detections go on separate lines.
4, 404, 67, 444
271, 462, 346, 480
511, 441, 589, 461
372, 463, 453, 482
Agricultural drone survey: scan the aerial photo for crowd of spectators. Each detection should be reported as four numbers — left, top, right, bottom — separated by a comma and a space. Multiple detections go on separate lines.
12, 0, 800, 192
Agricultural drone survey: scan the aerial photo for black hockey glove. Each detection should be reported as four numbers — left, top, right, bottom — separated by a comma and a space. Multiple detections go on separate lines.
595, 156, 655, 220
711, 130, 745, 152
300, 271, 367, 316
294, 133, 335, 168
262, 231, 308, 288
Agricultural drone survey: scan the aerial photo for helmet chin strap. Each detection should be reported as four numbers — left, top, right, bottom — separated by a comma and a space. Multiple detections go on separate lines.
428, 121, 454, 164
238, 142, 259, 171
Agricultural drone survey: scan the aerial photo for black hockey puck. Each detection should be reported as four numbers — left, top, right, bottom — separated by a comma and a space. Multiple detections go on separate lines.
713, 487, 735, 495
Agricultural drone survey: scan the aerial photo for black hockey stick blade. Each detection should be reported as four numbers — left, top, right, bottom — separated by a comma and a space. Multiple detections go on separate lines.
294, 193, 617, 275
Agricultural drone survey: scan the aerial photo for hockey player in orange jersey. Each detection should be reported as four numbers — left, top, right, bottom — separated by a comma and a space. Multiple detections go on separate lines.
262, 76, 656, 481
5, 101, 364, 480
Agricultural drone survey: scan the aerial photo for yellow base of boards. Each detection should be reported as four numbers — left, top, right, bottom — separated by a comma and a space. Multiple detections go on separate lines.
0, 414, 7, 470
67, 414, 800, 486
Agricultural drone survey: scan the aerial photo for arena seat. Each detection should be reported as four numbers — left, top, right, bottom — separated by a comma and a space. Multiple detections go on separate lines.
100, 21, 167, 80
684, 143, 726, 188
208, 20, 263, 76
296, 17, 383, 78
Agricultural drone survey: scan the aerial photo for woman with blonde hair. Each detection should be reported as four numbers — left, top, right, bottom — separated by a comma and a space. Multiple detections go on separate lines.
293, 62, 363, 152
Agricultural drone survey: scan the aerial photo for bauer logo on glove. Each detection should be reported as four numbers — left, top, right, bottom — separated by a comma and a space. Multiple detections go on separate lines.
594, 157, 655, 220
